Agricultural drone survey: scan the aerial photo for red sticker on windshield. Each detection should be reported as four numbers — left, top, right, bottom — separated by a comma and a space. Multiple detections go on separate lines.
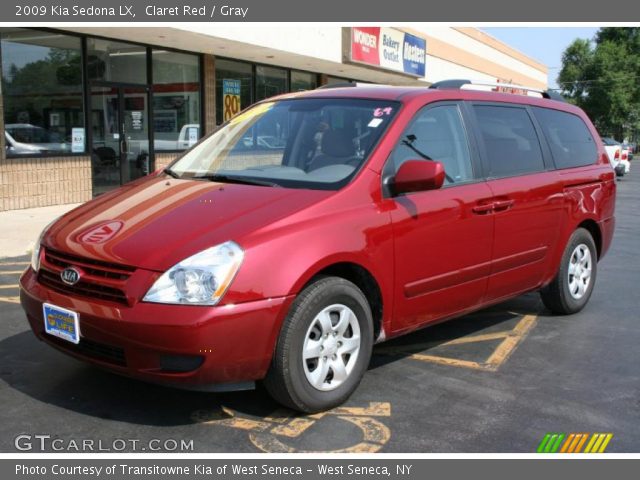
373, 107, 393, 117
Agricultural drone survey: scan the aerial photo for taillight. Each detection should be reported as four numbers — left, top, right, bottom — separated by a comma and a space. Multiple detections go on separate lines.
621, 151, 628, 160
614, 149, 620, 159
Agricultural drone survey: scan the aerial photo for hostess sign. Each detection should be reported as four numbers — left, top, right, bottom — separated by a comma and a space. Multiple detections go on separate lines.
350, 27, 426, 77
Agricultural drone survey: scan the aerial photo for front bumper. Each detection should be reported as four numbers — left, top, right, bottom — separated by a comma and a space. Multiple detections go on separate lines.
20, 268, 294, 389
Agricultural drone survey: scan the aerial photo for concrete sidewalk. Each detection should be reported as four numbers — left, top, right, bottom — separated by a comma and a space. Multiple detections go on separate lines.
0, 204, 81, 259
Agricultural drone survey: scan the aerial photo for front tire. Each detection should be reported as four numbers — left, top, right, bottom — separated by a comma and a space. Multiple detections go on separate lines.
264, 277, 373, 413
540, 228, 597, 315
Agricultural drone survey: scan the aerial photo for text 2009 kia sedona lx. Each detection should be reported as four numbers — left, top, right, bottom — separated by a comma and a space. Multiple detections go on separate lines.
20, 80, 616, 412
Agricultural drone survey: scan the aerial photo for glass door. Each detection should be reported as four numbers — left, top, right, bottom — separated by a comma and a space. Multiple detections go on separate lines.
90, 84, 151, 196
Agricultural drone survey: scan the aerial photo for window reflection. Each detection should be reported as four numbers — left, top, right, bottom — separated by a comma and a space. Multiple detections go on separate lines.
1, 28, 84, 156
87, 38, 147, 84
152, 50, 201, 151
256, 65, 287, 102
215, 59, 253, 125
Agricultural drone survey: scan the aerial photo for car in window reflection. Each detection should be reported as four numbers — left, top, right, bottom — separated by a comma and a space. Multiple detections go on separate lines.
241, 134, 287, 149
5, 123, 70, 155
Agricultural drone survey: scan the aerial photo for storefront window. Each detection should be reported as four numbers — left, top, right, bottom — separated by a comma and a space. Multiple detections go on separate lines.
215, 59, 253, 125
152, 50, 201, 151
256, 65, 288, 102
291, 70, 318, 92
1, 29, 85, 156
87, 38, 147, 84
326, 76, 352, 85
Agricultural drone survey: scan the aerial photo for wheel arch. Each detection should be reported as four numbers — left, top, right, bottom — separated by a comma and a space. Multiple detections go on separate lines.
577, 218, 602, 259
298, 261, 385, 342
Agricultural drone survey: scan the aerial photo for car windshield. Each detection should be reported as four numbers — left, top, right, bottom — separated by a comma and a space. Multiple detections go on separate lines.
169, 98, 399, 189
602, 137, 619, 146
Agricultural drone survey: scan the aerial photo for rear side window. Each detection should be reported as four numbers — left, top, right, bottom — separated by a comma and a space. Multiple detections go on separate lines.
533, 108, 598, 169
474, 105, 545, 177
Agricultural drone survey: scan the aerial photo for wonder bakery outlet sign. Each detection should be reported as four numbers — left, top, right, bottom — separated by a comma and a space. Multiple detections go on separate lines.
349, 27, 426, 77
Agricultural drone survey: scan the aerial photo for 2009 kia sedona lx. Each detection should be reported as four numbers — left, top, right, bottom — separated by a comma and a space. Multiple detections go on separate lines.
20, 80, 616, 412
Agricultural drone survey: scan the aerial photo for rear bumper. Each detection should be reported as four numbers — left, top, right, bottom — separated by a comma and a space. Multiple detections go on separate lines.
19, 268, 294, 389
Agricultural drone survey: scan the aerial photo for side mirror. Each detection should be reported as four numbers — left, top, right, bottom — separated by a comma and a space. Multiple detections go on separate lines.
392, 160, 445, 195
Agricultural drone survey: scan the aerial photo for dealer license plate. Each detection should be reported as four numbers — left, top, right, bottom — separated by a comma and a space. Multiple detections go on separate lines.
43, 303, 80, 344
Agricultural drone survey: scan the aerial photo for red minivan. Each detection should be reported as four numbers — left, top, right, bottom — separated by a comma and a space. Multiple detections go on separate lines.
20, 80, 616, 412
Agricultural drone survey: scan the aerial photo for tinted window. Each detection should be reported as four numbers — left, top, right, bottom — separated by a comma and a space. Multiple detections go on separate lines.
215, 59, 253, 125
474, 105, 545, 177
87, 38, 147, 84
256, 66, 287, 102
1, 28, 84, 156
152, 50, 201, 151
291, 70, 318, 92
391, 105, 474, 185
533, 108, 597, 169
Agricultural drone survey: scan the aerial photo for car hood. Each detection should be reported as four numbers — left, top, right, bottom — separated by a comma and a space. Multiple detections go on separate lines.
43, 175, 333, 271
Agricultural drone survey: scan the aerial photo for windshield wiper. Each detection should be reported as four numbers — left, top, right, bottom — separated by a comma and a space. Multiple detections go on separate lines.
198, 174, 281, 188
164, 168, 180, 179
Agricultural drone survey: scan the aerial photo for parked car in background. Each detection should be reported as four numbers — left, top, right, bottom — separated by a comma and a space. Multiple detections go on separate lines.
602, 137, 629, 177
4, 124, 71, 155
622, 142, 635, 160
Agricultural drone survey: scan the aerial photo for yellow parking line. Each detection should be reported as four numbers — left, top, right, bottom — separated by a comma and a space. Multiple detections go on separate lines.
0, 261, 29, 266
375, 331, 510, 356
376, 313, 539, 371
484, 314, 537, 368
0, 284, 19, 290
0, 271, 23, 275
0, 296, 19, 304
512, 314, 538, 335
407, 353, 486, 370
442, 331, 510, 346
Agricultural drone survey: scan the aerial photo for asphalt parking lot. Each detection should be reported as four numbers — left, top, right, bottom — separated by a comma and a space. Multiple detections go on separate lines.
1, 170, 638, 453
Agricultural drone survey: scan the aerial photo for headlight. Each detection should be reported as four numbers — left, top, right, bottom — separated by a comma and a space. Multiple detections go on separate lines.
143, 241, 244, 305
31, 218, 58, 272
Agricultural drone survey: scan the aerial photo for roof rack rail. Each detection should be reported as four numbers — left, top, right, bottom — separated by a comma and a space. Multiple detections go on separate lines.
429, 79, 566, 102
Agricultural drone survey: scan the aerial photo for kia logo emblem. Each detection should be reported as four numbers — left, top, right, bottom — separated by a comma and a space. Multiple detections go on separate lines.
78, 220, 123, 244
60, 267, 82, 286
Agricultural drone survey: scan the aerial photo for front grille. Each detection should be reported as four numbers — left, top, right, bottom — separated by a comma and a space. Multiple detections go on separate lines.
38, 248, 133, 305
47, 335, 127, 367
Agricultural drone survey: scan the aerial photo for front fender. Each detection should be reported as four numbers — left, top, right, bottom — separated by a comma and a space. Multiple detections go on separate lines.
222, 199, 395, 326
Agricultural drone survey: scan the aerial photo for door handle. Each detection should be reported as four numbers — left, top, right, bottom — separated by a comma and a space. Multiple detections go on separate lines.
472, 203, 494, 214
493, 199, 515, 212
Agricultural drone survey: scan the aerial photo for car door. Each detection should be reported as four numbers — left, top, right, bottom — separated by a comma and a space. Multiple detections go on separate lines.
385, 102, 495, 334
470, 103, 564, 302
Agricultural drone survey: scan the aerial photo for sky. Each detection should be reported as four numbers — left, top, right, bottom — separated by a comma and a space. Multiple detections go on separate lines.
482, 27, 599, 89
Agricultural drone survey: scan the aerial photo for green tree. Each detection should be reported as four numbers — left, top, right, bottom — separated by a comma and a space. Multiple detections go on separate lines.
558, 28, 640, 141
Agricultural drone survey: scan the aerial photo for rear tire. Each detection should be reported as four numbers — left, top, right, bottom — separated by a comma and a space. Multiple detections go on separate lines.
540, 228, 597, 315
264, 276, 373, 413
